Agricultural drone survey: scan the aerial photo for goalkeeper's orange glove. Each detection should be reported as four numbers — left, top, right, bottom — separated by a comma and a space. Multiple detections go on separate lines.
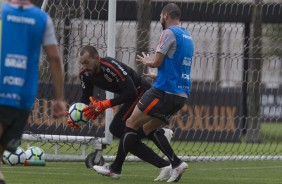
65, 111, 81, 129
83, 96, 112, 120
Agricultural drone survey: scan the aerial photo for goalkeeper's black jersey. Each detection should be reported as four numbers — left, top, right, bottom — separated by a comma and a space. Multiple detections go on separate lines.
79, 57, 151, 106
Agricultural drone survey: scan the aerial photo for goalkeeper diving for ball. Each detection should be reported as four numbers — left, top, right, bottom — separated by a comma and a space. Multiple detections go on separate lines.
66, 45, 174, 181
92, 2, 191, 182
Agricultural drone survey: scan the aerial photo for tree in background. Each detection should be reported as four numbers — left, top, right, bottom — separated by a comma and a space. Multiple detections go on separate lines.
136, 0, 151, 75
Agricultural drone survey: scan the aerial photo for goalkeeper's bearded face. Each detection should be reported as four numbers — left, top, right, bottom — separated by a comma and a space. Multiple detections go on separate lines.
79, 52, 100, 74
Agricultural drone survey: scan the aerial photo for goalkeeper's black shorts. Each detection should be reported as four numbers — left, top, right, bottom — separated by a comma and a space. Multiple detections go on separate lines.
0, 105, 30, 153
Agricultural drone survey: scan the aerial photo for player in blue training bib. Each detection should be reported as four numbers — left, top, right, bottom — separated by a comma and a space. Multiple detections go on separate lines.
0, 1, 65, 183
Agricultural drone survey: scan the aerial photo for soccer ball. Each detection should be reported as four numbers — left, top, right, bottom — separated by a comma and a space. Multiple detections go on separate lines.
3, 147, 26, 165
25, 146, 45, 161
68, 102, 88, 125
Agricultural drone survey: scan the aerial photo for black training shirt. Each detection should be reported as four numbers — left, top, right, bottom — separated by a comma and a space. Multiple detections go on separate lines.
79, 57, 150, 106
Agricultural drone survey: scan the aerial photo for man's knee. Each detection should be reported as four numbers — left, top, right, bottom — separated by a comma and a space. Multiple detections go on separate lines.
143, 122, 162, 135
125, 117, 133, 128
125, 117, 141, 130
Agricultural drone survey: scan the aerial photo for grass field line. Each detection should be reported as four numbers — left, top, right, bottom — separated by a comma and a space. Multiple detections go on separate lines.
3, 170, 160, 178
187, 176, 282, 182
3, 164, 282, 171
2, 165, 282, 171
3, 170, 281, 183
3, 170, 94, 176
191, 165, 282, 171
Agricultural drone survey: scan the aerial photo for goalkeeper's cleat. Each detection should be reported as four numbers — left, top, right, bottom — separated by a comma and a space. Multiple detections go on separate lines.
154, 165, 172, 181
166, 162, 188, 183
93, 164, 120, 179
162, 128, 174, 143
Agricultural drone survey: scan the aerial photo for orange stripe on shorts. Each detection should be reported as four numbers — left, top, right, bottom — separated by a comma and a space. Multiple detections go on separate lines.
143, 98, 159, 114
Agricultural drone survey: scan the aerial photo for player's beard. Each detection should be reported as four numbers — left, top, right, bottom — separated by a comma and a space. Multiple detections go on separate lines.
161, 22, 166, 30
161, 18, 166, 30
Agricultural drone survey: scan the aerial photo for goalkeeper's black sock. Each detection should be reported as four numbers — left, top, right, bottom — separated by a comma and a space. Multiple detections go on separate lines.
130, 140, 170, 168
111, 127, 138, 173
148, 129, 181, 168
0, 180, 5, 184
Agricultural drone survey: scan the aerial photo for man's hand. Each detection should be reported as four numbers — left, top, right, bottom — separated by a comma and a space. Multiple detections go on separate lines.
136, 52, 152, 67
65, 111, 81, 129
52, 100, 66, 118
83, 97, 112, 120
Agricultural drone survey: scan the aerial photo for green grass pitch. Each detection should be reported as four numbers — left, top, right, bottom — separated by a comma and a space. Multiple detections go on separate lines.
2, 123, 281, 183
2, 160, 282, 184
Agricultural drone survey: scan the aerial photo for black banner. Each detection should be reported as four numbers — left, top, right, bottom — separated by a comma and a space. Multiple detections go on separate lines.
24, 84, 281, 142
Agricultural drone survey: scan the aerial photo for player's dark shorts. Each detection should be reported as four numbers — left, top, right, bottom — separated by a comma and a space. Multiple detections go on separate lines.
0, 105, 30, 152
137, 87, 187, 124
